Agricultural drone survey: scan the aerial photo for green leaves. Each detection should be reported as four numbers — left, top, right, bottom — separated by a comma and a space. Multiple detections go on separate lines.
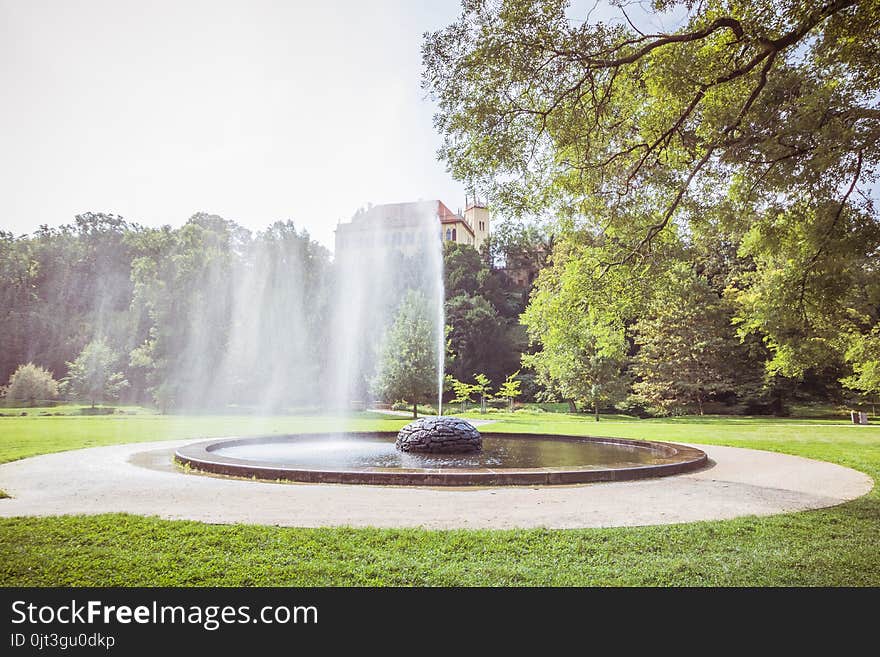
372, 291, 438, 411
426, 0, 880, 411
2, 363, 59, 404
63, 338, 128, 407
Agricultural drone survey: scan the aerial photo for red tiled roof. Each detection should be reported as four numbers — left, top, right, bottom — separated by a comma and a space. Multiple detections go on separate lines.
337, 200, 474, 236
437, 200, 474, 235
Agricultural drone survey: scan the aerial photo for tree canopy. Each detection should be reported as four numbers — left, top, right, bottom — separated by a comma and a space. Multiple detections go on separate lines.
425, 0, 880, 408
63, 338, 128, 408
372, 290, 439, 418
2, 363, 59, 405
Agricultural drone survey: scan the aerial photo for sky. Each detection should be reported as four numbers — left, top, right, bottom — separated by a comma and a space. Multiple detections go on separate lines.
0, 0, 472, 249
0, 1, 679, 250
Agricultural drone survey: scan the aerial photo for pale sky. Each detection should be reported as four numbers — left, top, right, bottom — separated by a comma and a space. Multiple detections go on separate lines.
0, 1, 675, 250
0, 0, 473, 249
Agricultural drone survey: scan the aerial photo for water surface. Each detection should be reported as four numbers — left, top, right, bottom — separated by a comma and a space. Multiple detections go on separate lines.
214, 433, 666, 470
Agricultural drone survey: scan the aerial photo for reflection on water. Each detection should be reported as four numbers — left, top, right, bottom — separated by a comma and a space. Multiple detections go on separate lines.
214, 434, 665, 470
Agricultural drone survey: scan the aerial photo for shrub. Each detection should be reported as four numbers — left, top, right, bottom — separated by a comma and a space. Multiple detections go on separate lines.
3, 363, 59, 405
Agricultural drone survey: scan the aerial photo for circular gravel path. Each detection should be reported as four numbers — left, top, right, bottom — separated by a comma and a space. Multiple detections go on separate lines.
0, 439, 872, 529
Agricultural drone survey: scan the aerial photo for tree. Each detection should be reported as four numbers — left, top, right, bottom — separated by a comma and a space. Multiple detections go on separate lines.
424, 0, 877, 263
443, 242, 527, 387
445, 292, 523, 385
2, 363, 59, 405
64, 338, 128, 408
424, 0, 880, 396
632, 265, 749, 415
472, 373, 493, 414
523, 338, 629, 421
372, 291, 438, 418
497, 370, 523, 412
446, 374, 476, 413
521, 243, 631, 420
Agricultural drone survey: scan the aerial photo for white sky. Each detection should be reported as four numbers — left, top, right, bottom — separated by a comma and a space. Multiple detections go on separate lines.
0, 1, 675, 250
0, 0, 473, 249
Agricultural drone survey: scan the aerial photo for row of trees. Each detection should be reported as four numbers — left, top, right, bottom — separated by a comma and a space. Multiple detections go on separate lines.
2, 339, 127, 407
447, 371, 523, 412
4, 207, 876, 416
1, 213, 331, 409
0, 212, 541, 412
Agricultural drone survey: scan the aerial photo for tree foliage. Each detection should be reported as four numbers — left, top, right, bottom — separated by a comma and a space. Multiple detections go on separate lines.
446, 374, 477, 412
632, 264, 752, 415
63, 338, 129, 407
425, 0, 880, 409
2, 363, 59, 405
842, 328, 880, 400
522, 294, 630, 420
496, 370, 523, 411
443, 242, 527, 385
372, 291, 439, 418
472, 372, 493, 413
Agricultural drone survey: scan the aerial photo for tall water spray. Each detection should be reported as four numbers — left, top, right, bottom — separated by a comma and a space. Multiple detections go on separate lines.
140, 205, 445, 419
328, 200, 445, 415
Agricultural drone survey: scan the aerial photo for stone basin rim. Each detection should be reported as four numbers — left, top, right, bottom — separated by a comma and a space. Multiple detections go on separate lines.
174, 432, 709, 486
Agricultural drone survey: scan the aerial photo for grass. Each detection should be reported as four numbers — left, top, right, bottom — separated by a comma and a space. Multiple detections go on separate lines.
0, 411, 407, 464
0, 403, 156, 417
0, 407, 878, 585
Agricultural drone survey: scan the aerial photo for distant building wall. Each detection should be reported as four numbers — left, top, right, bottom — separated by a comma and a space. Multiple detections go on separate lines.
335, 199, 482, 256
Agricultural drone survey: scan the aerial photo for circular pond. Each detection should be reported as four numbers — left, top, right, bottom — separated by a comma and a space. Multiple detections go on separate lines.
174, 432, 708, 486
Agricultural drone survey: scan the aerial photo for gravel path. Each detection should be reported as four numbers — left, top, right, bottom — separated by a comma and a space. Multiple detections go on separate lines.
0, 440, 872, 529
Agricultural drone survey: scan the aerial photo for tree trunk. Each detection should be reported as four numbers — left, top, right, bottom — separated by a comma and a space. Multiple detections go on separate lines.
412, 401, 417, 419
568, 399, 577, 413
594, 401, 599, 422
481, 395, 486, 414
697, 397, 704, 416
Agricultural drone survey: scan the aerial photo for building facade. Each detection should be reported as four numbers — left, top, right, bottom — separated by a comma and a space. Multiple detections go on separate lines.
335, 199, 490, 256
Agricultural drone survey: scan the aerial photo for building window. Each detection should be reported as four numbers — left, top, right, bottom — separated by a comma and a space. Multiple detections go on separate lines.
446, 228, 452, 241
452, 228, 457, 241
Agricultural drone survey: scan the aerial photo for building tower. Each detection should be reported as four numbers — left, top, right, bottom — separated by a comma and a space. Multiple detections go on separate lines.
463, 195, 490, 250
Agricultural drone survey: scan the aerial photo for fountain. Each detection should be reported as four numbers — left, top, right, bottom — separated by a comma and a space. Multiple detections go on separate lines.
172, 199, 708, 485
395, 416, 482, 453
175, 431, 707, 486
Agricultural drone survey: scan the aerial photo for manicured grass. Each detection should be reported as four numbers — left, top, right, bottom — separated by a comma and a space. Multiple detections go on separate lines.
0, 403, 156, 417
0, 408, 878, 585
0, 412, 408, 465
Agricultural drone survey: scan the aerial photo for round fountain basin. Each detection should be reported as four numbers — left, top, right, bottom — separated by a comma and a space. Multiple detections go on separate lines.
174, 432, 708, 486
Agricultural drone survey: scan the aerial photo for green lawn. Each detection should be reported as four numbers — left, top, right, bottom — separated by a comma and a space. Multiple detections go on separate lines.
0, 409, 878, 585
0, 412, 407, 464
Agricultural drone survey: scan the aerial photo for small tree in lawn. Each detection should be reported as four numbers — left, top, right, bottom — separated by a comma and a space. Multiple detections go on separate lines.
64, 338, 129, 408
446, 374, 476, 413
472, 373, 493, 414
373, 290, 438, 419
3, 363, 59, 406
497, 370, 522, 412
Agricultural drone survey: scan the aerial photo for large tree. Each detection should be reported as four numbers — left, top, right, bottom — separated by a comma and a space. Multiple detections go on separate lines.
632, 264, 751, 415
521, 257, 631, 420
425, 0, 880, 389
443, 242, 527, 385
